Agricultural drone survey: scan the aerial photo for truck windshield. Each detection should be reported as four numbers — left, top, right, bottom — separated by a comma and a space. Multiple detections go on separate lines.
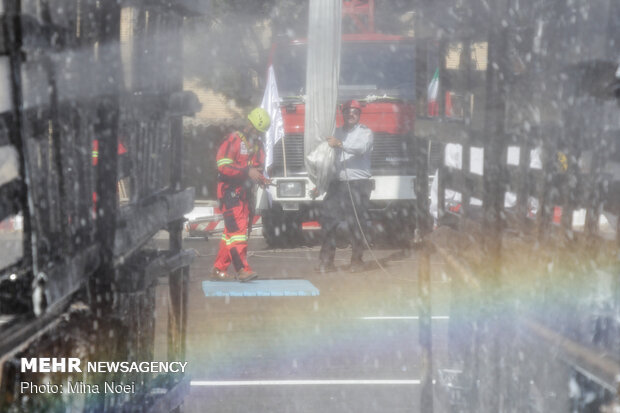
273, 42, 415, 100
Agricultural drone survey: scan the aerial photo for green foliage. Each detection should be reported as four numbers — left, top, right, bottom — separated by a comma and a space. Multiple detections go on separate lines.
183, 0, 413, 106
183, 0, 307, 107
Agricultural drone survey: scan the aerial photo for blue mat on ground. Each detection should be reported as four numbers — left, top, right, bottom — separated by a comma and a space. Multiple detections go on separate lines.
202, 280, 320, 297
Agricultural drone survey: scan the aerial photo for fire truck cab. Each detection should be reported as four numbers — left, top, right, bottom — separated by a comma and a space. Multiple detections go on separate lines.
261, 1, 419, 246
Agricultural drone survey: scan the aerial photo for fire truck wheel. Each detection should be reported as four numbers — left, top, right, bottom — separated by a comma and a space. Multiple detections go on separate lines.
381, 205, 416, 247
262, 208, 303, 248
262, 208, 283, 247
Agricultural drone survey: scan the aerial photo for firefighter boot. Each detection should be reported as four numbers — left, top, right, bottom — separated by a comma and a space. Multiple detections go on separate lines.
210, 267, 236, 282
238, 268, 257, 283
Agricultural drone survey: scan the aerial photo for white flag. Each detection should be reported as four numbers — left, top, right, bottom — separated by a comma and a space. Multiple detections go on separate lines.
260, 65, 284, 175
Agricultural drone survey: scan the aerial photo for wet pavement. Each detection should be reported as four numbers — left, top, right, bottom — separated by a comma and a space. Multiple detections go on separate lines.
154, 236, 453, 412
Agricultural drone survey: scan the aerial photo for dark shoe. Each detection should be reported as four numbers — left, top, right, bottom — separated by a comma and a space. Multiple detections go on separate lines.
314, 263, 337, 274
210, 268, 236, 282
238, 269, 258, 283
349, 260, 365, 273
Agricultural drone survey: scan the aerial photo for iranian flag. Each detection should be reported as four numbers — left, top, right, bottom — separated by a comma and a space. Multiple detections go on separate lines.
427, 68, 439, 117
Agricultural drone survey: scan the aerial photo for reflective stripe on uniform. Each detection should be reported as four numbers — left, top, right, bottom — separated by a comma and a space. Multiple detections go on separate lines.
228, 234, 247, 244
221, 234, 247, 245
217, 158, 233, 166
222, 233, 247, 241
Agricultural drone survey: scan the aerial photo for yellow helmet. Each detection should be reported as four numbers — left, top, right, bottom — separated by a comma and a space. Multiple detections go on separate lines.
247, 107, 271, 133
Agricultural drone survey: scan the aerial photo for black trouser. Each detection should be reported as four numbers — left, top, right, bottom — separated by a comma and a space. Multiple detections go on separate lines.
319, 179, 372, 265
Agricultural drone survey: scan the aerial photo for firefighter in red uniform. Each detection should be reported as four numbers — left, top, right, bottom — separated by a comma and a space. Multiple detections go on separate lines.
211, 107, 271, 282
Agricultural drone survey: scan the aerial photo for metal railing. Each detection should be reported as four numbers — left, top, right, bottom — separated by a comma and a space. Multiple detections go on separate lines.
0, 1, 201, 411
412, 1, 620, 411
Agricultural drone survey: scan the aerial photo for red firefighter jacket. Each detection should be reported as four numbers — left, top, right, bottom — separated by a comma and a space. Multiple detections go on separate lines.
216, 131, 265, 199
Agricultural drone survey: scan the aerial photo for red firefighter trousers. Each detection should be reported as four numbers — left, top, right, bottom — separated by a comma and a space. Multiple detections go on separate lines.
214, 188, 252, 273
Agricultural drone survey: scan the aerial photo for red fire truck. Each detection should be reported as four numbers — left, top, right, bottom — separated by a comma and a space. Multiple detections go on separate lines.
260, 0, 419, 246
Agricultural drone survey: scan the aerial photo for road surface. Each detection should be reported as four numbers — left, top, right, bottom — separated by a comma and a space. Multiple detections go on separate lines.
152, 235, 455, 412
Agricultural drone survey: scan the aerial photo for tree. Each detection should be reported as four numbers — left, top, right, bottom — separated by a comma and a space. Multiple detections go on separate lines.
183, 0, 416, 107
183, 0, 308, 107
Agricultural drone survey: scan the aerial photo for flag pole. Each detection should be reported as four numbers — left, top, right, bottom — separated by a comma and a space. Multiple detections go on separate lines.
261, 65, 285, 178
281, 133, 288, 177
